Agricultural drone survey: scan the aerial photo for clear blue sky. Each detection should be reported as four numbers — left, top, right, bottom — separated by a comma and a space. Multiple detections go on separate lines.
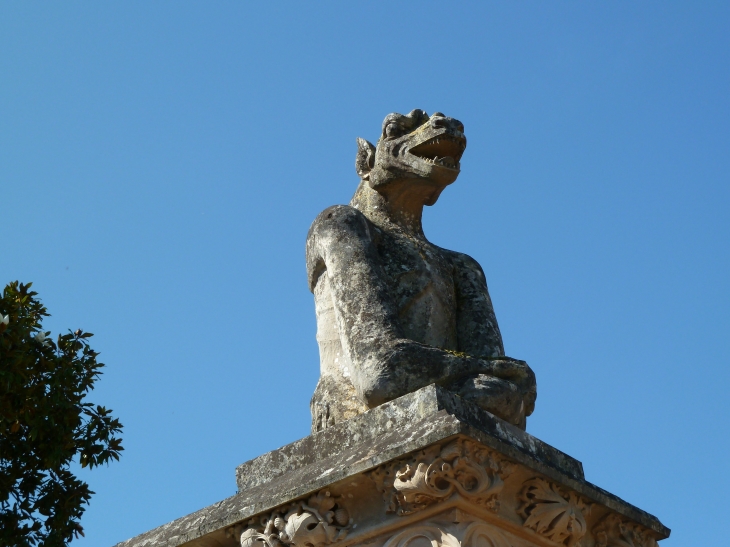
1, 2, 728, 545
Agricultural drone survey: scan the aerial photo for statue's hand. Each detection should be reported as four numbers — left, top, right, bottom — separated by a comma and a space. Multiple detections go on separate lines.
485, 357, 534, 387
446, 356, 537, 427
483, 357, 537, 418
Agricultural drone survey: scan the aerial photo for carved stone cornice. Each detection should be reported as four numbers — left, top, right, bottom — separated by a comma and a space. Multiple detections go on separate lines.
518, 477, 591, 547
226, 490, 352, 547
593, 514, 659, 547
368, 439, 513, 516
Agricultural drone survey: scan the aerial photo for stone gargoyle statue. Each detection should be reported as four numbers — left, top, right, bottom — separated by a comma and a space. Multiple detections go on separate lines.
306, 109, 536, 433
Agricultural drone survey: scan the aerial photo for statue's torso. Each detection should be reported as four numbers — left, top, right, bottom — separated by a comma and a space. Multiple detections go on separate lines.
311, 213, 459, 429
373, 227, 458, 350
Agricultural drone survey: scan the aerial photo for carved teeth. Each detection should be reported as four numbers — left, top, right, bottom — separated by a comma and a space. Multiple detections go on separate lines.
432, 156, 457, 169
409, 133, 465, 169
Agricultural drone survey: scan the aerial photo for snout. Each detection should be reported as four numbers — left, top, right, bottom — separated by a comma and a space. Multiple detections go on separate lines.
429, 114, 465, 136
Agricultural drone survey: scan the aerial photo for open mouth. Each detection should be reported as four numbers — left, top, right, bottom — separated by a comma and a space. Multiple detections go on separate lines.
408, 133, 466, 170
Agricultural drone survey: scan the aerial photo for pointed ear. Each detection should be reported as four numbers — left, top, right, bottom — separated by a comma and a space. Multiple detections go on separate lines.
355, 137, 376, 180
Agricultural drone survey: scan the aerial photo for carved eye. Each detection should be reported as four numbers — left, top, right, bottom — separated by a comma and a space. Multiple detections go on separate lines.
385, 122, 402, 139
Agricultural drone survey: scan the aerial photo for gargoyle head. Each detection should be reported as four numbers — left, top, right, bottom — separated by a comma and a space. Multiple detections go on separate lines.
355, 109, 467, 206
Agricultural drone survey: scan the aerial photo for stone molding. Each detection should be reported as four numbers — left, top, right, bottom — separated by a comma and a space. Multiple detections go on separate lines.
226, 490, 352, 547
223, 440, 664, 547
368, 439, 513, 516
379, 520, 514, 547
353, 510, 542, 547
111, 386, 668, 547
226, 437, 658, 547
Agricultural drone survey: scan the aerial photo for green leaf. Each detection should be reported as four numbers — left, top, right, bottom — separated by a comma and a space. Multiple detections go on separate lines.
0, 280, 123, 547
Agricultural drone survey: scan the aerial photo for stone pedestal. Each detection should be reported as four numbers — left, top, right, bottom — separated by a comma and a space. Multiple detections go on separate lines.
114, 385, 669, 547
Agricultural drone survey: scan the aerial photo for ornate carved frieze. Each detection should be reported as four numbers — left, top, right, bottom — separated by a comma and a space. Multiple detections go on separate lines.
369, 439, 513, 516
518, 478, 590, 547
226, 490, 352, 547
223, 438, 663, 547
593, 514, 659, 547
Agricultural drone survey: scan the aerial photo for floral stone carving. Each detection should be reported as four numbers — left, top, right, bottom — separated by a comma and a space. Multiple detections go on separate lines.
369, 439, 513, 516
226, 490, 352, 547
518, 478, 590, 547
593, 514, 659, 547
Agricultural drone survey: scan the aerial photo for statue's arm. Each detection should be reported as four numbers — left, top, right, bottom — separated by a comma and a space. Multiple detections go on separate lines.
445, 249, 536, 409
443, 250, 505, 358
306, 205, 530, 408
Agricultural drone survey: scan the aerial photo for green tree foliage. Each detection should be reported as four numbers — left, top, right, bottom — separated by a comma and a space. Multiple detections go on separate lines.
0, 282, 123, 546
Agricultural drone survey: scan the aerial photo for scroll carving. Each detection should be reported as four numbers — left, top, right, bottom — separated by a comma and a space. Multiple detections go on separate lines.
369, 439, 513, 516
226, 490, 352, 547
379, 520, 513, 547
593, 514, 659, 547
461, 522, 514, 547
518, 478, 590, 547
381, 525, 461, 547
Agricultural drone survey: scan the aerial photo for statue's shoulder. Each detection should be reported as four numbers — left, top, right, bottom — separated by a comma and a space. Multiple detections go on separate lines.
307, 204, 372, 243
306, 205, 375, 291
436, 245, 487, 280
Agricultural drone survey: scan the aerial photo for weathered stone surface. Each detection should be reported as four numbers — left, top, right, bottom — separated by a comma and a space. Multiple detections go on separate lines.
306, 110, 536, 433
236, 385, 582, 493
112, 386, 668, 547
